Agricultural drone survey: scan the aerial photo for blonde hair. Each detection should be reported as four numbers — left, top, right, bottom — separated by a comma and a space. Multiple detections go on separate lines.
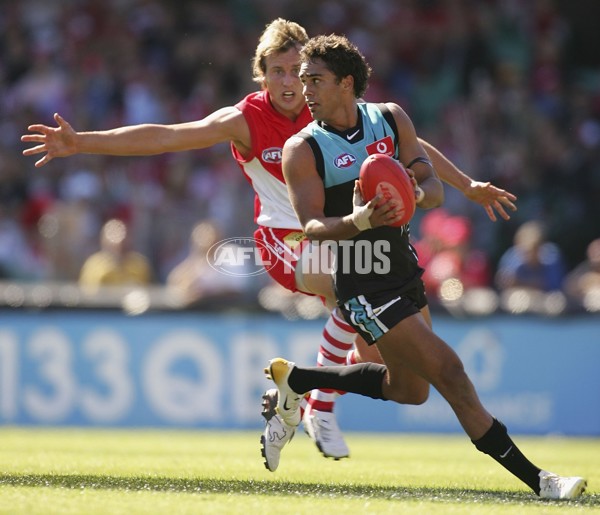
251, 18, 308, 83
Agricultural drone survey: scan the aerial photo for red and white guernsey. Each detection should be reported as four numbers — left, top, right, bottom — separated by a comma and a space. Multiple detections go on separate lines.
232, 90, 312, 230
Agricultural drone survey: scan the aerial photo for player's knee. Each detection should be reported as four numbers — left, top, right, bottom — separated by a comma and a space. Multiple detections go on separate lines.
408, 387, 429, 405
401, 383, 430, 405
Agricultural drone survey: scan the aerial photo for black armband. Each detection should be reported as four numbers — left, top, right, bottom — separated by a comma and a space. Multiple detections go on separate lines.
406, 156, 432, 169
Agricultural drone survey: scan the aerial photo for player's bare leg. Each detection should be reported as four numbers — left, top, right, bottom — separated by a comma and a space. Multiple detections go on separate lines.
373, 310, 585, 498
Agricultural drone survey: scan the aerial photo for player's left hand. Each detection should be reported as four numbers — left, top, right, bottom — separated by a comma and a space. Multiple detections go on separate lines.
464, 180, 517, 222
351, 181, 376, 231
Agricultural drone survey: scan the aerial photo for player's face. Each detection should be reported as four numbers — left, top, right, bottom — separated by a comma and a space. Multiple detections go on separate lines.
299, 59, 346, 123
263, 48, 304, 119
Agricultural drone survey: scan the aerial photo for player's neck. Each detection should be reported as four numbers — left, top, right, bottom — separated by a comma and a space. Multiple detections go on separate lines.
321, 103, 359, 132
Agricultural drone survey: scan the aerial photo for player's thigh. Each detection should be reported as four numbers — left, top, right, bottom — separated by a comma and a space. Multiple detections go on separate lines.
376, 311, 461, 389
371, 329, 428, 403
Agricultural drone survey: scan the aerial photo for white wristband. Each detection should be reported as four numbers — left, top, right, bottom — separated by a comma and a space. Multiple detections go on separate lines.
351, 204, 373, 231
415, 186, 425, 204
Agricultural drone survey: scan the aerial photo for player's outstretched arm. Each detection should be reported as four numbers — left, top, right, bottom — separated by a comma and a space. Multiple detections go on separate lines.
22, 108, 250, 168
418, 138, 517, 222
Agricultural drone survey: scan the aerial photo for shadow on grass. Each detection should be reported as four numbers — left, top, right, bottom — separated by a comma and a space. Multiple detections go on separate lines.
0, 473, 597, 507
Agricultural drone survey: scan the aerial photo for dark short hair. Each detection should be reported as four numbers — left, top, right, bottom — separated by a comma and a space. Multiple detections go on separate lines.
300, 34, 371, 98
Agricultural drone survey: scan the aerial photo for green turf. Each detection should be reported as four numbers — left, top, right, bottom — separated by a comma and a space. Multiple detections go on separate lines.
0, 428, 598, 514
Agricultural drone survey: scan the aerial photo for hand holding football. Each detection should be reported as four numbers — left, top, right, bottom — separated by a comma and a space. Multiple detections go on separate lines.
358, 154, 416, 227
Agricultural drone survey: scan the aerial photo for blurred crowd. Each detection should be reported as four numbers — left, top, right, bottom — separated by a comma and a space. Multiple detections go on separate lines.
1, 0, 599, 315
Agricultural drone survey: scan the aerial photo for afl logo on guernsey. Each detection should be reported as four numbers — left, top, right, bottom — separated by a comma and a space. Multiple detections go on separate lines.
262, 147, 282, 163
334, 153, 357, 168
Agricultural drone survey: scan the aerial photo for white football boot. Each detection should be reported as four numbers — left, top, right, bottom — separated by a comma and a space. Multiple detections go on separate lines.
264, 358, 302, 427
303, 404, 350, 460
260, 388, 296, 472
538, 470, 587, 499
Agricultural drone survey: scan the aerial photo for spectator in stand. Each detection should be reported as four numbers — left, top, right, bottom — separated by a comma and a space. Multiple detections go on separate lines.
166, 219, 252, 309
79, 218, 152, 292
495, 220, 566, 293
415, 209, 491, 305
563, 237, 600, 312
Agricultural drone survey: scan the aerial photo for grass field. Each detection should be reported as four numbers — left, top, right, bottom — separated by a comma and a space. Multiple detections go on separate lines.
0, 427, 598, 514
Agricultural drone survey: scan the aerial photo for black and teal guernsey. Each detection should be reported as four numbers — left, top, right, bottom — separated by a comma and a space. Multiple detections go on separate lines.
296, 102, 424, 303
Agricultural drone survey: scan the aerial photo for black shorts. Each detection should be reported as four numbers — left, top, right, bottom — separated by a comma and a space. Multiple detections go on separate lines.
338, 281, 428, 345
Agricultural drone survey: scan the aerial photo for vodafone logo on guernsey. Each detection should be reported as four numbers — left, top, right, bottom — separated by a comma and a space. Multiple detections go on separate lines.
366, 136, 394, 156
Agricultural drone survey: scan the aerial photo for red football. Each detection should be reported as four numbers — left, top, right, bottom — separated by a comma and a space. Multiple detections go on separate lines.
359, 153, 416, 227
